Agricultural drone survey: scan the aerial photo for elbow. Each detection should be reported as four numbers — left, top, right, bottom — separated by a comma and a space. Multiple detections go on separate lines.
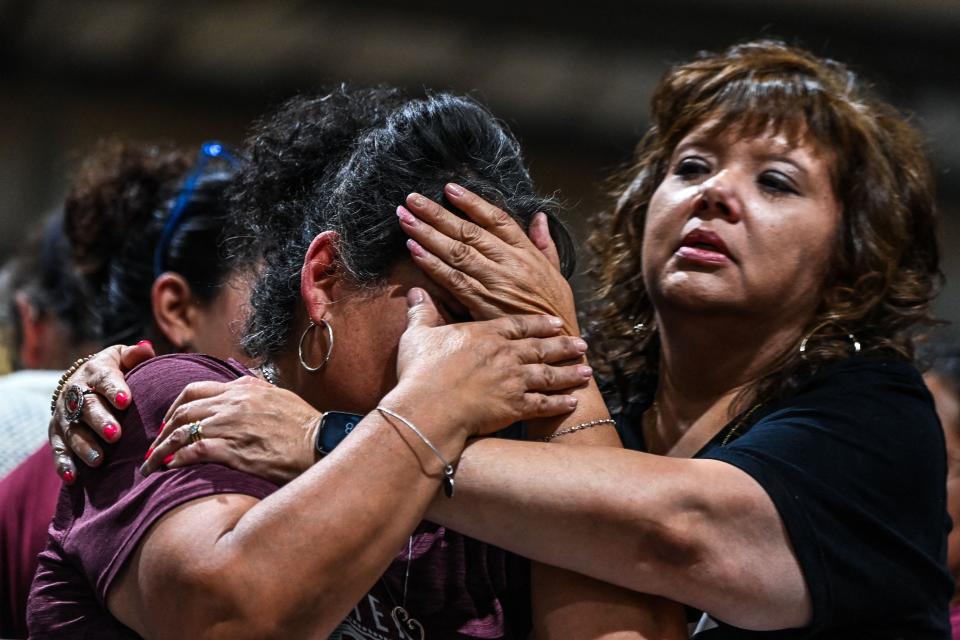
177, 555, 341, 640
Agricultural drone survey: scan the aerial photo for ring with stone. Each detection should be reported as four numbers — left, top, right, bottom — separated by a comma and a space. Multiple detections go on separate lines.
63, 384, 96, 423
187, 421, 205, 444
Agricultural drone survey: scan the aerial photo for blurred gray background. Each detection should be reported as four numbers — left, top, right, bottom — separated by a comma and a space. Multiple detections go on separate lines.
1, 0, 958, 349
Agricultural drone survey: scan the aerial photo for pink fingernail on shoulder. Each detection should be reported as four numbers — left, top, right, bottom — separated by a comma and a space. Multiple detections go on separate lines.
115, 392, 129, 409
103, 424, 119, 441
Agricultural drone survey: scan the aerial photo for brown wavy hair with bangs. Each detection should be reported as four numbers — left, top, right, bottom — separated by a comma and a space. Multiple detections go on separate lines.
588, 39, 941, 412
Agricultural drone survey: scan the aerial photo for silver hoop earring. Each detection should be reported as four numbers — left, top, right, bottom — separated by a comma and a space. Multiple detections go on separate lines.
298, 319, 334, 372
798, 321, 861, 360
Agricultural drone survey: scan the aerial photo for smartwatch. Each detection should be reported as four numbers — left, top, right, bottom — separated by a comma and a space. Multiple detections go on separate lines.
315, 411, 364, 457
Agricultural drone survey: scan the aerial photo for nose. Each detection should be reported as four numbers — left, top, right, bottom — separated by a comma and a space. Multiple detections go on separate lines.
693, 172, 742, 222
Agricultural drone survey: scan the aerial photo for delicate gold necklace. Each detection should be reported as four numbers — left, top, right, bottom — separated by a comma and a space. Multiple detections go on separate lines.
720, 404, 762, 447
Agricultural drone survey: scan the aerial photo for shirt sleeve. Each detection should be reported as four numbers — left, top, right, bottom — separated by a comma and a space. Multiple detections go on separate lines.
57, 354, 280, 604
700, 359, 952, 632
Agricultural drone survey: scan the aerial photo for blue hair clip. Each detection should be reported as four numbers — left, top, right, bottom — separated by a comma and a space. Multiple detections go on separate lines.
152, 141, 240, 278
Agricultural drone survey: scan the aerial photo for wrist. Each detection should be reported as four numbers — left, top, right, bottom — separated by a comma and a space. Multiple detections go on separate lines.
379, 385, 470, 462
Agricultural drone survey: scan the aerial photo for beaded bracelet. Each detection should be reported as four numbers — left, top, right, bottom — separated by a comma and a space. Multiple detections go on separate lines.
537, 418, 616, 442
50, 355, 96, 415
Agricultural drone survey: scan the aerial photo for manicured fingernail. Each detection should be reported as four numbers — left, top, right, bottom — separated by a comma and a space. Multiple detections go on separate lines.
549, 316, 564, 328
406, 239, 426, 258
137, 339, 152, 348
397, 205, 417, 227
62, 469, 75, 484
445, 183, 464, 197
159, 420, 165, 431
115, 392, 129, 409
163, 454, 174, 466
139, 462, 150, 476
86, 450, 100, 464
407, 288, 425, 306
144, 447, 154, 461
573, 338, 588, 351
578, 365, 593, 377
407, 193, 426, 208
103, 424, 119, 441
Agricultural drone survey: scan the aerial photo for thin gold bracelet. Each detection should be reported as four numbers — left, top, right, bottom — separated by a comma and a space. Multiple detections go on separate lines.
537, 418, 616, 442
50, 355, 96, 415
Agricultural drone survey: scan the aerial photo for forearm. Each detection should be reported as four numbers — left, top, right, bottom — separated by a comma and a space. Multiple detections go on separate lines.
136, 400, 461, 638
426, 440, 809, 629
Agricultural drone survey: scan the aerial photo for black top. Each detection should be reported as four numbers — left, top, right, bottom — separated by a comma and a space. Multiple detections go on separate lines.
613, 357, 953, 639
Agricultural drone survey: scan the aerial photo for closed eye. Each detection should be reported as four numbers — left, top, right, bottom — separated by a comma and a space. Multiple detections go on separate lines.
674, 157, 711, 180
758, 170, 799, 195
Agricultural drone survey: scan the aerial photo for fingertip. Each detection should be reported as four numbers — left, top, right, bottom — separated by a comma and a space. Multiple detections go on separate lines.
406, 192, 427, 209
137, 339, 153, 350
407, 287, 426, 307
103, 423, 120, 442
115, 391, 130, 409
567, 396, 579, 409
445, 182, 465, 198
548, 316, 564, 328
406, 238, 426, 258
62, 467, 75, 485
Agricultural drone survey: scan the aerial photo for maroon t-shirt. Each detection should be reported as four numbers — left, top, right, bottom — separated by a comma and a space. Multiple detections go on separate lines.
27, 353, 528, 638
0, 443, 60, 638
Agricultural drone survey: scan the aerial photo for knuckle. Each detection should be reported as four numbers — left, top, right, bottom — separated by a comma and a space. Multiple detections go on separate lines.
448, 269, 473, 293
459, 220, 482, 243
448, 240, 473, 266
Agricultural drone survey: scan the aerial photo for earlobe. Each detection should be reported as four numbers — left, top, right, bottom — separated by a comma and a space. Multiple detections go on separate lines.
151, 273, 197, 351
300, 230, 340, 323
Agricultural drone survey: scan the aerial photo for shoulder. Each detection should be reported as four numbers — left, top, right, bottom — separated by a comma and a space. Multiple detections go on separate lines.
126, 353, 251, 389
126, 354, 252, 433
760, 356, 939, 449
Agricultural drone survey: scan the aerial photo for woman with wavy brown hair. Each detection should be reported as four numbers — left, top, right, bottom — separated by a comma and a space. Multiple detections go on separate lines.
392, 40, 950, 637
48, 41, 950, 637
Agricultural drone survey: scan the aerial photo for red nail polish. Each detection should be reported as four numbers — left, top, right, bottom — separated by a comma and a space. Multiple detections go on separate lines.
144, 447, 154, 461
163, 454, 174, 466
63, 470, 75, 484
137, 339, 153, 348
159, 420, 165, 431
103, 424, 119, 441
115, 392, 129, 409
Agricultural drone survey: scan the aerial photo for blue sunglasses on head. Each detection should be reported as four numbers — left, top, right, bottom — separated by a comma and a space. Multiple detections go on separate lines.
152, 141, 241, 278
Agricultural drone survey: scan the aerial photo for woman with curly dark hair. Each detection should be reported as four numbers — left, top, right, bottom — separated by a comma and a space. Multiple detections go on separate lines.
29, 90, 641, 639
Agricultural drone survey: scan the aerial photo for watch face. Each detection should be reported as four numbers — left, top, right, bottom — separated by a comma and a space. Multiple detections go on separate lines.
317, 411, 363, 455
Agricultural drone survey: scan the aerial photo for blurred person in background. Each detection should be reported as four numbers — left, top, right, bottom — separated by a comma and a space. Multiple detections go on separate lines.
0, 211, 99, 478
922, 341, 960, 639
0, 210, 99, 638
1, 139, 245, 639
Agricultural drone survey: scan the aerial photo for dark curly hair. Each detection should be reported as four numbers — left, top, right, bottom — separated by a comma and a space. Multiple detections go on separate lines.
241, 91, 575, 360
588, 40, 941, 411
224, 86, 407, 271
65, 140, 239, 349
